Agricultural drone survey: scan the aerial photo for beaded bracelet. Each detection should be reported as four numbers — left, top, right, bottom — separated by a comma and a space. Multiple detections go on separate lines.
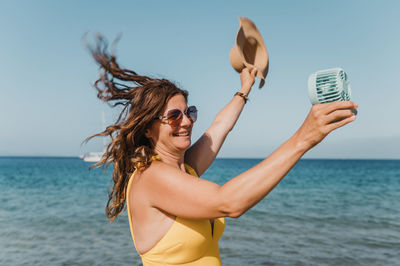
234, 92, 249, 104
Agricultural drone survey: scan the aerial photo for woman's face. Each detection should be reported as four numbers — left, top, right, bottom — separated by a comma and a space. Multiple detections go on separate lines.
146, 94, 194, 154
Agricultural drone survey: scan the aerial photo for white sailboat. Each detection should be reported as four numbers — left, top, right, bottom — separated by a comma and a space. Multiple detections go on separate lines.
82, 111, 107, 162
82, 151, 104, 162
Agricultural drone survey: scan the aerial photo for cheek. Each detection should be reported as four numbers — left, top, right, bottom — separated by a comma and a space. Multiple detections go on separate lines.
145, 124, 162, 143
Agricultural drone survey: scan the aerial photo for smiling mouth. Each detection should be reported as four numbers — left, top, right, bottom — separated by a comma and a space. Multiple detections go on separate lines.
173, 132, 190, 137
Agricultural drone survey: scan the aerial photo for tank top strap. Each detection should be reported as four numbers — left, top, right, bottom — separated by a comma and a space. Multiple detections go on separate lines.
184, 163, 199, 177
126, 168, 138, 244
150, 153, 197, 178
150, 154, 162, 162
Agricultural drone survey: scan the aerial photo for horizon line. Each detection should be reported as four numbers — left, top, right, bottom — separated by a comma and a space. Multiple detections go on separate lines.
0, 155, 399, 160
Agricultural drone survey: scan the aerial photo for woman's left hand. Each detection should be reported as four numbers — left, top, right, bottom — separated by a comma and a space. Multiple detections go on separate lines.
240, 67, 257, 94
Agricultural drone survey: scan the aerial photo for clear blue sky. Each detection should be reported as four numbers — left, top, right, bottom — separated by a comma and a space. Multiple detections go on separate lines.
0, 0, 399, 158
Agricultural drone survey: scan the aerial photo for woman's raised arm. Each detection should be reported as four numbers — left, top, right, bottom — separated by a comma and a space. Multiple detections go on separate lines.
185, 68, 258, 176
145, 101, 358, 219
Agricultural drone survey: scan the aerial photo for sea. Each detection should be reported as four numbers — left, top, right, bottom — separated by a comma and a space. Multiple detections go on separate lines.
1, 157, 399, 266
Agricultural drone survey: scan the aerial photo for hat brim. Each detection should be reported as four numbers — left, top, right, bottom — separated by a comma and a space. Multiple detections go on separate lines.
230, 17, 269, 88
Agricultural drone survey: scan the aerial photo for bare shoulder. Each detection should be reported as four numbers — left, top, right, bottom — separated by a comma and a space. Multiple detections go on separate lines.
129, 162, 180, 198
128, 162, 178, 207
140, 161, 197, 184
138, 160, 224, 219
127, 163, 173, 222
127, 163, 179, 254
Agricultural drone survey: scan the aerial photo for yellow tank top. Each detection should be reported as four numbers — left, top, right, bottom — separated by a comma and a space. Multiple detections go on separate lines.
126, 159, 225, 266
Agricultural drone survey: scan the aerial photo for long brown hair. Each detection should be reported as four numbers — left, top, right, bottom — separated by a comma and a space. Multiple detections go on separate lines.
85, 35, 188, 222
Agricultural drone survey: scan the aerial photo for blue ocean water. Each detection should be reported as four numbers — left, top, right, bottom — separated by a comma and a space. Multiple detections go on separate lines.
1, 157, 399, 265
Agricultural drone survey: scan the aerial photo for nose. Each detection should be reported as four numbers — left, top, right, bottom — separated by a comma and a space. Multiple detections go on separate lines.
181, 112, 193, 126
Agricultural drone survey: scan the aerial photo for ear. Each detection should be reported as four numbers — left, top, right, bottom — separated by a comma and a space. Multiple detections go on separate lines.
144, 128, 155, 148
144, 128, 152, 139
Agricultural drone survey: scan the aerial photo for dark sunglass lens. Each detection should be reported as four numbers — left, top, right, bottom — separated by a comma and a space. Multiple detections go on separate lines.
167, 109, 182, 120
167, 109, 183, 126
187, 106, 197, 122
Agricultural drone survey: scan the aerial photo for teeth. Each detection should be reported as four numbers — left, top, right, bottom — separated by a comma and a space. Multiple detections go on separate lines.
174, 132, 189, 136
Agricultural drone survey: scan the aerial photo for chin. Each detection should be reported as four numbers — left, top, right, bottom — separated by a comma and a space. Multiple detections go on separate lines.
174, 138, 191, 151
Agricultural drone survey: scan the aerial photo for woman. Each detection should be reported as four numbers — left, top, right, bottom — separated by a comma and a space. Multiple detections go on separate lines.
87, 37, 358, 265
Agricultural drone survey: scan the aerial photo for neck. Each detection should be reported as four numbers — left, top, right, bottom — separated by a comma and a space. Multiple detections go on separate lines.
154, 146, 186, 171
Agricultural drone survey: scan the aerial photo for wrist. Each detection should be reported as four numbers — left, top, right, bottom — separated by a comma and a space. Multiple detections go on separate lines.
239, 86, 251, 95
234, 92, 248, 104
289, 132, 310, 155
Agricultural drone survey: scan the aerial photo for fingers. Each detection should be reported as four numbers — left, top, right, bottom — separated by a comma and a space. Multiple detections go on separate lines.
241, 68, 250, 74
326, 113, 356, 132
325, 109, 354, 124
300, 101, 358, 149
241, 67, 257, 75
316, 101, 358, 115
240, 67, 257, 91
250, 67, 257, 77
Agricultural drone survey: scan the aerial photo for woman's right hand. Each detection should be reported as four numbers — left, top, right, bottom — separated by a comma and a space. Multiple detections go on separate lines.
239, 67, 257, 95
294, 101, 358, 151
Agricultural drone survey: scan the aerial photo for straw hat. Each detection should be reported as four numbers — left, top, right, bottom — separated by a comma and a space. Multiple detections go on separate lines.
229, 17, 269, 88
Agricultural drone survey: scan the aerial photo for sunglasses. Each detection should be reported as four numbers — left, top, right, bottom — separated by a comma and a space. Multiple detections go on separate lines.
158, 106, 198, 127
